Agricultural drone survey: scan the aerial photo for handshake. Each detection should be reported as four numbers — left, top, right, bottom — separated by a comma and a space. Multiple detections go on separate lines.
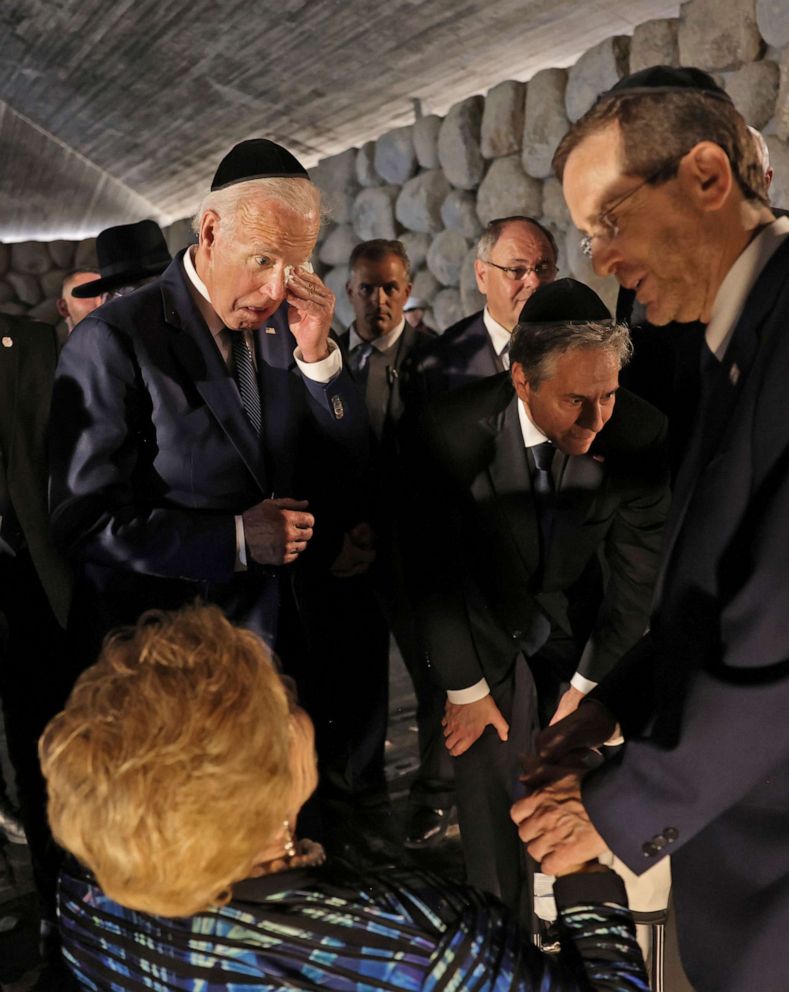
510, 699, 619, 875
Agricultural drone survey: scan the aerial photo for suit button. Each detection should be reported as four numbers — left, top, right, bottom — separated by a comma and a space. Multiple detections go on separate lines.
642, 841, 658, 858
652, 834, 667, 850
512, 630, 523, 640
664, 827, 678, 843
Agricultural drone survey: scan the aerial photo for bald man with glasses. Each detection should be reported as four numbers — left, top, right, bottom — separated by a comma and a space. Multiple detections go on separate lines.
405, 216, 558, 404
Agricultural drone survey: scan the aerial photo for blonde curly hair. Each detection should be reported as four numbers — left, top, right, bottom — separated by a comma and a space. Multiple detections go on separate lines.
40, 604, 293, 918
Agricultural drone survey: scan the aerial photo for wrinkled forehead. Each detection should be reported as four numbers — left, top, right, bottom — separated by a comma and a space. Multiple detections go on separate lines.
233, 193, 320, 252
351, 254, 409, 283
546, 347, 621, 394
562, 124, 628, 228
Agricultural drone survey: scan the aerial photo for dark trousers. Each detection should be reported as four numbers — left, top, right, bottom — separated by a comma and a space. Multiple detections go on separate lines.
0, 551, 72, 919
453, 655, 538, 917
295, 573, 390, 798
384, 552, 454, 810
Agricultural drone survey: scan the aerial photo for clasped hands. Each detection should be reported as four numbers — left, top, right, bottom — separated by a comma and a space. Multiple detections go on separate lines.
510, 700, 619, 874
242, 497, 315, 565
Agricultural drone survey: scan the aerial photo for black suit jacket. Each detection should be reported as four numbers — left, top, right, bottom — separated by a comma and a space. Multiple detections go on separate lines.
49, 252, 367, 655
413, 374, 669, 691
0, 315, 72, 628
337, 322, 434, 443
587, 234, 789, 991
404, 310, 501, 405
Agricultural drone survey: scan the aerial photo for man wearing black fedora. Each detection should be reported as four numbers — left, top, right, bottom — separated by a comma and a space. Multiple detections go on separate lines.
68, 218, 173, 305
49, 140, 367, 673
410, 278, 669, 915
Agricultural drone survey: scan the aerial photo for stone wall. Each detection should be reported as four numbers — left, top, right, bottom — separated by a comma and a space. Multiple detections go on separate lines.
0, 218, 195, 340
2, 0, 787, 335
308, 0, 789, 330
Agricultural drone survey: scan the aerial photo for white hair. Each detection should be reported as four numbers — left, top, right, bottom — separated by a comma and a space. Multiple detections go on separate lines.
191, 177, 321, 239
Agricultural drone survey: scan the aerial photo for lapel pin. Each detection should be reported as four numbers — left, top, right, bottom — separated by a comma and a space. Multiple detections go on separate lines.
331, 395, 344, 420
1, 336, 13, 348
729, 362, 740, 386
265, 325, 277, 335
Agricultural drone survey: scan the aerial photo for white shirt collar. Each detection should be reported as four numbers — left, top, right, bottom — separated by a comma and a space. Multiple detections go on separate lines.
182, 245, 224, 335
517, 397, 549, 448
348, 318, 405, 353
706, 216, 789, 360
482, 306, 511, 356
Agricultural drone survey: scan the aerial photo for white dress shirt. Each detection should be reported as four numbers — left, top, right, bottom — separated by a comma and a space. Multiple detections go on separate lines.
348, 318, 406, 354
705, 215, 789, 360
482, 307, 512, 363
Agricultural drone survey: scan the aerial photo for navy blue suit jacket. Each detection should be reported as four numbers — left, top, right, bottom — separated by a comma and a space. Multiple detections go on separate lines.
586, 235, 789, 992
49, 251, 367, 659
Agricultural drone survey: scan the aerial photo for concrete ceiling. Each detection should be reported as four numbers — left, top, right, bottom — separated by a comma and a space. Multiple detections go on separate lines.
0, 0, 678, 242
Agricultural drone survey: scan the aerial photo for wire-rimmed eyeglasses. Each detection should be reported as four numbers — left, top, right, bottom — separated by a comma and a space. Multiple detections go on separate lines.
578, 172, 660, 258
482, 259, 558, 281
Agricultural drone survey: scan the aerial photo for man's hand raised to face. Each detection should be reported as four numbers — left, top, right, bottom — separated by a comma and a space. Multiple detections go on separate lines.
242, 497, 314, 566
285, 268, 335, 363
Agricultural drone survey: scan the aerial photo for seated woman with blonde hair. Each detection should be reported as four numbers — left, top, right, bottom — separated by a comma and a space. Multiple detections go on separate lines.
41, 604, 648, 991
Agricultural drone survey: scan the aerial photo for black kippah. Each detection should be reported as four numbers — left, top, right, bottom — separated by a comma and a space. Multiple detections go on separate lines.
518, 278, 611, 325
606, 65, 732, 102
211, 139, 310, 191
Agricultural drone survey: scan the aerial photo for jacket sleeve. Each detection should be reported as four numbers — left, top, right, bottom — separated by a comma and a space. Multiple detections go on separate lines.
403, 403, 490, 692
49, 318, 238, 583
576, 421, 670, 684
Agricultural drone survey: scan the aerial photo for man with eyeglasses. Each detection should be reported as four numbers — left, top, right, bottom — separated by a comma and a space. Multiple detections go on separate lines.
405, 216, 558, 404
512, 66, 789, 992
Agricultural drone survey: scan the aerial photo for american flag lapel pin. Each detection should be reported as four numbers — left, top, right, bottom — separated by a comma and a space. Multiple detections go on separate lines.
265, 325, 277, 335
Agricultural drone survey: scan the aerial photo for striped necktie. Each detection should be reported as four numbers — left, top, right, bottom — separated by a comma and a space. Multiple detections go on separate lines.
230, 332, 262, 436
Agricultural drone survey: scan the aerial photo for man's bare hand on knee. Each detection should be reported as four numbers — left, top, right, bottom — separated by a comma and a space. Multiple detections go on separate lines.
242, 498, 314, 565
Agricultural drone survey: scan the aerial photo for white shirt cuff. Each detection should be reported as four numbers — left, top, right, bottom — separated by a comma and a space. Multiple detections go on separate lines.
570, 672, 598, 694
294, 338, 342, 382
234, 515, 248, 571
447, 678, 490, 705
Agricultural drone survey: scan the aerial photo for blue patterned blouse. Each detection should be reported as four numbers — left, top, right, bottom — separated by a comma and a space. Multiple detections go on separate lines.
59, 858, 648, 991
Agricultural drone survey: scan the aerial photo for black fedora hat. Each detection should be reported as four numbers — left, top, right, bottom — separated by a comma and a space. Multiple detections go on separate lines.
72, 220, 172, 297
518, 278, 611, 325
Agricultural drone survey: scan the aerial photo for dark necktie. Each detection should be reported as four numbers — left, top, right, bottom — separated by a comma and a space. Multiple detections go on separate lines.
530, 440, 555, 553
230, 332, 262, 436
350, 341, 374, 386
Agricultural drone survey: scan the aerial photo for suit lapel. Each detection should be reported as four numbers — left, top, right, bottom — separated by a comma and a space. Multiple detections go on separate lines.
161, 259, 269, 493
541, 453, 605, 587
657, 237, 789, 601
479, 396, 541, 579
0, 322, 19, 467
